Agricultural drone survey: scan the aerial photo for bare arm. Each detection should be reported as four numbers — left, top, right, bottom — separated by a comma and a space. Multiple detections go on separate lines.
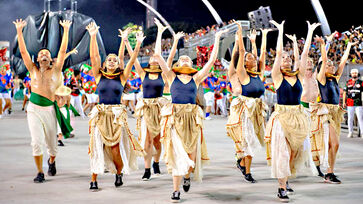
316, 36, 327, 85
301, 22, 321, 72
228, 34, 239, 79
55, 20, 72, 72
270, 20, 285, 84
122, 32, 145, 82
343, 91, 347, 108
154, 18, 168, 56
167, 32, 185, 68
194, 29, 228, 85
154, 53, 175, 83
125, 38, 145, 78
337, 41, 358, 80
286, 34, 300, 73
259, 29, 271, 79
86, 22, 101, 80
235, 23, 248, 83
117, 28, 131, 69
65, 48, 78, 60
248, 29, 258, 57
13, 19, 35, 72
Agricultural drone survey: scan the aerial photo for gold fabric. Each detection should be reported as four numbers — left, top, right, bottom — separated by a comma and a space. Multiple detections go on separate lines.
226, 95, 267, 158
265, 104, 309, 165
281, 69, 299, 76
160, 103, 209, 169
88, 104, 145, 157
135, 98, 169, 138
310, 103, 345, 160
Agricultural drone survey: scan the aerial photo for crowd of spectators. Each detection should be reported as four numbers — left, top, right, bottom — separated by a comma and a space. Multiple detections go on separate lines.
266, 25, 363, 67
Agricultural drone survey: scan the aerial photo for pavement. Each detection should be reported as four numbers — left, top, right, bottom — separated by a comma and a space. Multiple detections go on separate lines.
1, 101, 363, 204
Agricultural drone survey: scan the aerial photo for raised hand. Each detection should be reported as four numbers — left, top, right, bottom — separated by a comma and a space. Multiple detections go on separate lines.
60, 20, 72, 29
285, 34, 297, 42
69, 48, 78, 55
307, 21, 321, 31
326, 31, 338, 42
174, 31, 185, 40
136, 31, 146, 43
270, 20, 285, 31
314, 35, 325, 44
13, 19, 27, 30
215, 29, 229, 39
233, 20, 242, 32
248, 29, 257, 42
118, 27, 132, 39
154, 18, 168, 33
348, 41, 359, 46
86, 22, 99, 36
261, 28, 272, 35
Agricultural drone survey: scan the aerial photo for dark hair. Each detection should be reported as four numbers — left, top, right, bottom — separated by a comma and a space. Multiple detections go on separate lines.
74, 69, 80, 77
316, 61, 323, 73
38, 47, 51, 54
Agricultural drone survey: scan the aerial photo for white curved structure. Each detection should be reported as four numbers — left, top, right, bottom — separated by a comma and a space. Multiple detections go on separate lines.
136, 0, 175, 35
201, 0, 223, 25
311, 0, 331, 35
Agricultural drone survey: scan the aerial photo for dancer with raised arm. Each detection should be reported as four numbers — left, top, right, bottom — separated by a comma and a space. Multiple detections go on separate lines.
226, 22, 270, 183
310, 36, 357, 184
154, 28, 228, 202
264, 20, 316, 202
125, 19, 185, 180
86, 22, 145, 191
13, 19, 73, 183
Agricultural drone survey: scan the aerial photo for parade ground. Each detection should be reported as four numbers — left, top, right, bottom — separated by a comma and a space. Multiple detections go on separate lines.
1, 101, 363, 204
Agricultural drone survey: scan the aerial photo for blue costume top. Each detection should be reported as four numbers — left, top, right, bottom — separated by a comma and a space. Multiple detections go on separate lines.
276, 77, 302, 105
170, 76, 197, 104
318, 78, 340, 105
241, 75, 265, 98
97, 75, 124, 105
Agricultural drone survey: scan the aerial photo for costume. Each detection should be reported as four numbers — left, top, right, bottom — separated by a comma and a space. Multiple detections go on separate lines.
226, 76, 267, 159
265, 77, 316, 178
343, 78, 363, 135
135, 72, 167, 149
0, 71, 11, 99
309, 78, 345, 168
160, 76, 209, 182
88, 73, 144, 175
69, 77, 85, 117
202, 76, 217, 109
28, 92, 73, 156
215, 80, 228, 117
82, 72, 98, 104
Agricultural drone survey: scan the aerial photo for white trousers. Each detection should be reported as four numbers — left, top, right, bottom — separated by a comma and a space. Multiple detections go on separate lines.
347, 106, 363, 134
27, 102, 57, 156
216, 95, 228, 116
71, 95, 84, 117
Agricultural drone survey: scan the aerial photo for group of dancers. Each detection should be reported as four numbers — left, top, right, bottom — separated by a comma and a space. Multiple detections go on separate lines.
13, 16, 355, 203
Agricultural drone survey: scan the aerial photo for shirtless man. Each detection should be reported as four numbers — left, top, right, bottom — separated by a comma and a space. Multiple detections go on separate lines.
14, 18, 72, 183
300, 29, 336, 178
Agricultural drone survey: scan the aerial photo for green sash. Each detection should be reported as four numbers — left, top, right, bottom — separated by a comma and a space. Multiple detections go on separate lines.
69, 104, 80, 116
300, 101, 309, 108
30, 93, 73, 138
163, 93, 171, 96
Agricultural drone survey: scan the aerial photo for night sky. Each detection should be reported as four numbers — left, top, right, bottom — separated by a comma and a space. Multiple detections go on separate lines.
0, 0, 362, 53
